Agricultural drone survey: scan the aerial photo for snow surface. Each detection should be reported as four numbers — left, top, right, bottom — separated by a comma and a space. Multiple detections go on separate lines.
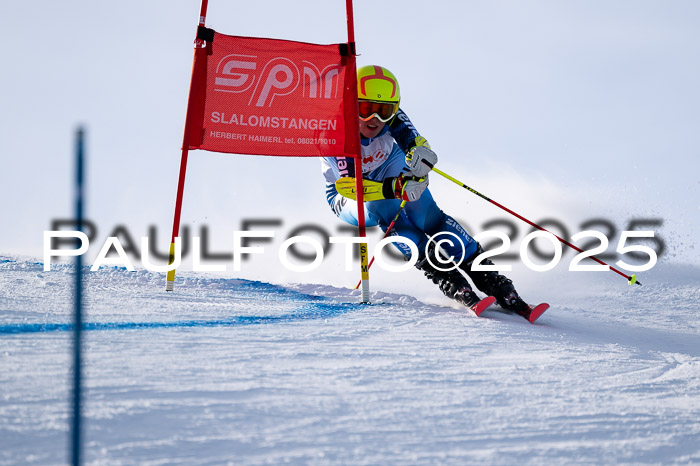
2, 2, 698, 464
1, 255, 699, 464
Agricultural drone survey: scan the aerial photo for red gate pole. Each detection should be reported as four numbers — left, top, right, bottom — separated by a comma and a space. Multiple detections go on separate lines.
345, 0, 370, 303
166, 0, 210, 291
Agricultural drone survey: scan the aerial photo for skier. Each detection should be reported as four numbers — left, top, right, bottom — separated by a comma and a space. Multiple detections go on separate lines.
321, 65, 535, 318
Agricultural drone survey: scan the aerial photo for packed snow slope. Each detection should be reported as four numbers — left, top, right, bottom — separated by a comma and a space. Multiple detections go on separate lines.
1, 256, 699, 465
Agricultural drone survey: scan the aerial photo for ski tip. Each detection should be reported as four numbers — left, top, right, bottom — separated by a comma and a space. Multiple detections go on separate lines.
472, 296, 497, 316
528, 303, 549, 324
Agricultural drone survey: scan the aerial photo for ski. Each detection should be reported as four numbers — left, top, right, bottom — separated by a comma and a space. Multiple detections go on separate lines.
475, 300, 549, 324
524, 303, 549, 324
503, 303, 550, 323
470, 296, 497, 316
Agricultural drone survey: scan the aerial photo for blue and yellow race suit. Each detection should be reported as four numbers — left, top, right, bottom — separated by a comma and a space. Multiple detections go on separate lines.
320, 109, 478, 261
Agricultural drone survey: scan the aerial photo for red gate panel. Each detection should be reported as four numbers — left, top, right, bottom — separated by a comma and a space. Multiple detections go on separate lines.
186, 32, 354, 158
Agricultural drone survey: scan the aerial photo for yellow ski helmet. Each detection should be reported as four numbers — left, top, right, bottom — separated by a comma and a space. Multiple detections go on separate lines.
357, 65, 400, 103
357, 65, 400, 121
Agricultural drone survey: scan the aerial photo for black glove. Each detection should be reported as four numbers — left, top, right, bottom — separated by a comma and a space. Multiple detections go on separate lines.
382, 172, 428, 201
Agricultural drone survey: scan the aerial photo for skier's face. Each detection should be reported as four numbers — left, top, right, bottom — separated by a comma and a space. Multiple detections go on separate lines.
359, 116, 386, 139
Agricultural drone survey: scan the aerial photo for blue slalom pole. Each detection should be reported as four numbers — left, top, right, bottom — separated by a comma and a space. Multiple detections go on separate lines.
71, 126, 85, 465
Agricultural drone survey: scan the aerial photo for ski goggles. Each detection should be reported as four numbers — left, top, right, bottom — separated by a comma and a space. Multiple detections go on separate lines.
358, 100, 398, 123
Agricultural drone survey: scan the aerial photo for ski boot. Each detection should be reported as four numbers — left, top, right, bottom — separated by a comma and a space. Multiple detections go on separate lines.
415, 243, 482, 308
460, 243, 531, 318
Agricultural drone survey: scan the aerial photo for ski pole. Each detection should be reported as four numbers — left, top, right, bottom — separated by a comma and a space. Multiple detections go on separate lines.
354, 200, 407, 290
429, 165, 641, 286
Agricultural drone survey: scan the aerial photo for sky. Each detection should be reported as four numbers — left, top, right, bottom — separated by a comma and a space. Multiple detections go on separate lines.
1, 0, 698, 292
